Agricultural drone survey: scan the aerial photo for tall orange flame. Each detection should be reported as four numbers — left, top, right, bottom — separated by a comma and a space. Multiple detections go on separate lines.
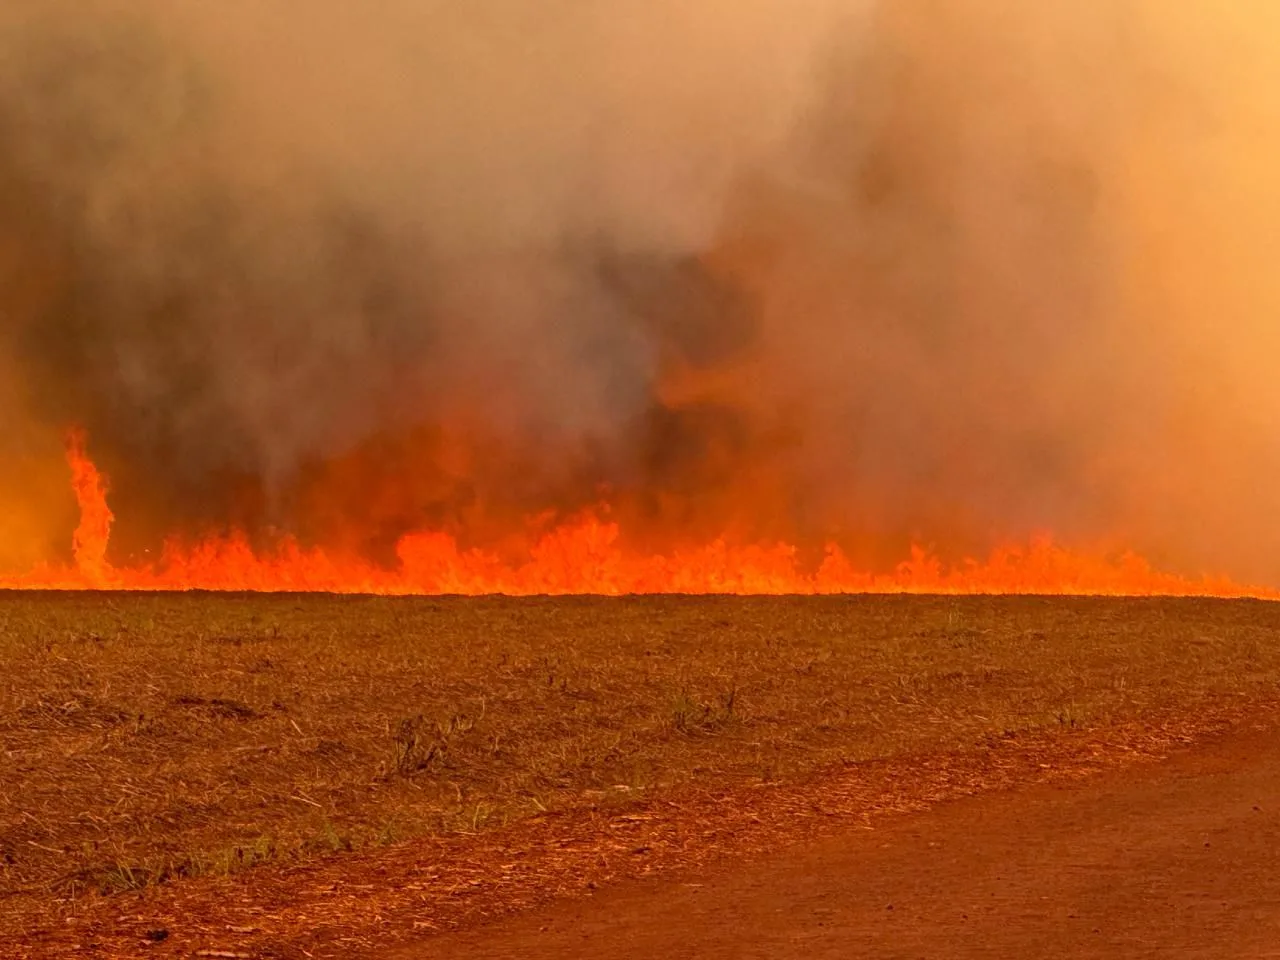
65, 428, 114, 587
1, 432, 1274, 599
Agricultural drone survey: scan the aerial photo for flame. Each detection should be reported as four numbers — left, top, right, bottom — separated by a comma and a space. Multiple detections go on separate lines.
65, 429, 114, 587
0, 431, 1273, 599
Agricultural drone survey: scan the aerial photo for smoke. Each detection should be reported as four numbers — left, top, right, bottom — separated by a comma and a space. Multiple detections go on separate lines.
1, 1, 1279, 581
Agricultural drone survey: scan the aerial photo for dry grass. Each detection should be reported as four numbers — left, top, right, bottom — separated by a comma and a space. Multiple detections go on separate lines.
3, 592, 1280, 911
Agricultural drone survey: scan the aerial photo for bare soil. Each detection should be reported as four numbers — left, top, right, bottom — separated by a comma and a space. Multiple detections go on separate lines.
408, 714, 1280, 959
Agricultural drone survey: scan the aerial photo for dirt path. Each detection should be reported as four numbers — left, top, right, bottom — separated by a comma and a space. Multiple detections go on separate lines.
399, 720, 1280, 959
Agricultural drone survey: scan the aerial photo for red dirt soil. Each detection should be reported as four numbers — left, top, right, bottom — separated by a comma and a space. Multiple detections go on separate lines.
12, 699, 1277, 959
400, 716, 1280, 959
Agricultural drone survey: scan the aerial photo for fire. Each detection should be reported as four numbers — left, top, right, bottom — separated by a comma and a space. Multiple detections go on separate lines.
65, 429, 114, 586
0, 432, 1273, 599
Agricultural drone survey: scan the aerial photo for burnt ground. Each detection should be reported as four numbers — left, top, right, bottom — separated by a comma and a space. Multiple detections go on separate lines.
406, 713, 1280, 959
4, 594, 1280, 957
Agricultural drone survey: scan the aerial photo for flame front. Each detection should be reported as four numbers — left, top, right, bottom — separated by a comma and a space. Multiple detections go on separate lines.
1, 433, 1269, 600
5, 4, 1280, 598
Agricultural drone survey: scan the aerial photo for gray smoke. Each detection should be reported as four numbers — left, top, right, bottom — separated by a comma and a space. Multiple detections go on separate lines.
2, 0, 1280, 582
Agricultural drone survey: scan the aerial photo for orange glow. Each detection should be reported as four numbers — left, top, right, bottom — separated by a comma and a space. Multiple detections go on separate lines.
64, 428, 115, 586
0, 432, 1273, 599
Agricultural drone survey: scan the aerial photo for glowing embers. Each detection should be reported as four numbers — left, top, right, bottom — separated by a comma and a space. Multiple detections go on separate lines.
1, 432, 1272, 599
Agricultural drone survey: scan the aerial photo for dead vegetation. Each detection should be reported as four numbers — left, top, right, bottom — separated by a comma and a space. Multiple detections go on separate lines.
2, 593, 1280, 915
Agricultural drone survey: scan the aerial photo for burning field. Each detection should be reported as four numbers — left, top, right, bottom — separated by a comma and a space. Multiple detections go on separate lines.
1, 1, 1280, 595
4, 0, 1280, 956
2, 431, 1270, 597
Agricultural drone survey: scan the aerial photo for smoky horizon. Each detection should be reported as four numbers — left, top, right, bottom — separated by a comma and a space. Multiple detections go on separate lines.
2, 1, 1278, 587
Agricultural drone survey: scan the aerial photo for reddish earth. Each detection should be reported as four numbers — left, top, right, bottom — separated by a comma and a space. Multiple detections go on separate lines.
400, 718, 1280, 959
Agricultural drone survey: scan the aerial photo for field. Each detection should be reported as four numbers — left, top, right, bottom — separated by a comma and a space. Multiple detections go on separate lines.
4, 593, 1280, 958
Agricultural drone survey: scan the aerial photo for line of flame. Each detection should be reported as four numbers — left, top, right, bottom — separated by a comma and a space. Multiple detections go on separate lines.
1, 432, 1273, 599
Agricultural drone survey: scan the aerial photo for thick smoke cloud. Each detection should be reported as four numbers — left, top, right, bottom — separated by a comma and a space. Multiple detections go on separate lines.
1, 1, 1279, 581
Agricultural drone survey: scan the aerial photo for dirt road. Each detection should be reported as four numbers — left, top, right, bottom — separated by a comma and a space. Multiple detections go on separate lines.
400, 722, 1280, 959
